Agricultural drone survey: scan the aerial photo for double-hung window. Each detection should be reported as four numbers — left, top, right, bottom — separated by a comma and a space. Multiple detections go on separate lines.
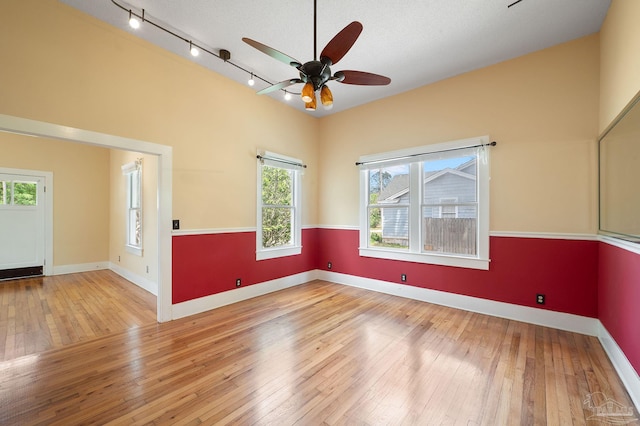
256, 151, 303, 260
122, 160, 142, 256
358, 136, 491, 270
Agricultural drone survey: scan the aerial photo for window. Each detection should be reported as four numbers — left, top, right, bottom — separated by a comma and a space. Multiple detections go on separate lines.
256, 151, 303, 260
359, 136, 490, 270
0, 180, 38, 206
438, 198, 458, 218
122, 160, 142, 256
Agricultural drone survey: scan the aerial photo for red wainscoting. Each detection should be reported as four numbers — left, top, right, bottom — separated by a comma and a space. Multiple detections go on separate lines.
598, 242, 640, 375
172, 228, 318, 303
316, 229, 599, 318
172, 227, 638, 376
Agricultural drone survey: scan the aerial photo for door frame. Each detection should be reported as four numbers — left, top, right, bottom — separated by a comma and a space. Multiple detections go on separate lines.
0, 167, 53, 276
0, 114, 173, 322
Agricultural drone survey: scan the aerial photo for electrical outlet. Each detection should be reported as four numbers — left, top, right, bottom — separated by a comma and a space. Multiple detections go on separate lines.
327, 261, 332, 270
172, 219, 180, 230
536, 294, 545, 305
401, 274, 407, 282
236, 278, 241, 287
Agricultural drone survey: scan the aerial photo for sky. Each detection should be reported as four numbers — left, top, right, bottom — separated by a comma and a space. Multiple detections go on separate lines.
383, 156, 474, 175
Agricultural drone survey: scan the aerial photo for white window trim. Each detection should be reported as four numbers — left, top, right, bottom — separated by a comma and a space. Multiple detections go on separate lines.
256, 151, 302, 261
358, 136, 490, 270
122, 160, 143, 257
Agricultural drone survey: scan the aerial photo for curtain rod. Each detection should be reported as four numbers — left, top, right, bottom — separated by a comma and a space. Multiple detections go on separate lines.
355, 141, 496, 167
257, 155, 307, 169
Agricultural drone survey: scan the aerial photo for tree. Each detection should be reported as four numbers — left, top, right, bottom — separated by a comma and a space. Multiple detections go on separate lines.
369, 169, 392, 192
261, 166, 293, 248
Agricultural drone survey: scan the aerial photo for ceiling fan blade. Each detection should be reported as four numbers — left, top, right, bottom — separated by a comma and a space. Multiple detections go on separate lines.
256, 79, 302, 95
334, 70, 391, 86
242, 38, 302, 68
320, 21, 363, 65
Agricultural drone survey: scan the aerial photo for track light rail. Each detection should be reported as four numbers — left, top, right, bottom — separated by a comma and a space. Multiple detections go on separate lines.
110, 0, 301, 95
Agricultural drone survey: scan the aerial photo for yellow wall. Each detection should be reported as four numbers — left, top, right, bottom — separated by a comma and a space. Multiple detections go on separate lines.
0, 133, 110, 266
0, 0, 607, 271
109, 150, 158, 283
318, 35, 600, 233
0, 0, 319, 231
599, 0, 640, 132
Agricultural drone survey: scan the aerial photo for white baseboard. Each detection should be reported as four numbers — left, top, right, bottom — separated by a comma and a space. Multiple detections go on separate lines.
598, 322, 640, 411
109, 263, 158, 296
316, 270, 600, 336
52, 262, 109, 275
171, 270, 319, 320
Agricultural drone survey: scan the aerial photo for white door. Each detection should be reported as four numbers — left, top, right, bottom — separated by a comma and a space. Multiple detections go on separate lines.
0, 172, 46, 278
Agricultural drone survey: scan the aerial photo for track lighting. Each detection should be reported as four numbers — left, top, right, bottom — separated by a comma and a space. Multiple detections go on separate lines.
128, 10, 140, 29
189, 41, 199, 57
112, 1, 300, 106
320, 85, 333, 110
301, 82, 315, 103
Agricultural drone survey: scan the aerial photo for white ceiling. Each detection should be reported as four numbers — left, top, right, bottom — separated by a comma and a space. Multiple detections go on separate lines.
59, 0, 611, 117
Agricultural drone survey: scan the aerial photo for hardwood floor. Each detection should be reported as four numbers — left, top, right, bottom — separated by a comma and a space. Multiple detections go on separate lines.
0, 270, 157, 361
1, 279, 637, 425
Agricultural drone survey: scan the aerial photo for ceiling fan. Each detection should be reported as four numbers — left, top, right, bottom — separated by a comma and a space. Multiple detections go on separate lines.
242, 0, 391, 111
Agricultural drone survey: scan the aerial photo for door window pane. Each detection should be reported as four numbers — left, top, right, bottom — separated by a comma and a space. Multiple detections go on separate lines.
13, 182, 37, 206
0, 181, 11, 205
0, 181, 37, 206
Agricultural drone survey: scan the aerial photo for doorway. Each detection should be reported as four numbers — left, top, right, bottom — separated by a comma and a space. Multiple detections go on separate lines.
0, 114, 173, 322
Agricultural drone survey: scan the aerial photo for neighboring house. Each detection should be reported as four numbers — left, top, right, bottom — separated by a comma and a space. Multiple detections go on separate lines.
377, 158, 477, 253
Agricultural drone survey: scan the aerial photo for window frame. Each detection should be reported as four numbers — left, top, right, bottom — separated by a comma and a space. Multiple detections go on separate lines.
358, 136, 490, 270
256, 151, 303, 261
122, 160, 143, 256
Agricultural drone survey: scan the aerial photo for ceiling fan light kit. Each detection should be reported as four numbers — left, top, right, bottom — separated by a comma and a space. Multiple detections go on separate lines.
243, 0, 391, 112
320, 85, 333, 109
305, 94, 317, 111
301, 82, 315, 103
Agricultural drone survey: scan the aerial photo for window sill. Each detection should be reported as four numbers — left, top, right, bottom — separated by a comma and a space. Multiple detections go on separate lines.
125, 245, 143, 257
359, 247, 489, 270
256, 245, 302, 261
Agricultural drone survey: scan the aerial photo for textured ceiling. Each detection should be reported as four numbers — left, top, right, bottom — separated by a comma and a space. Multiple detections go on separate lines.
59, 0, 611, 117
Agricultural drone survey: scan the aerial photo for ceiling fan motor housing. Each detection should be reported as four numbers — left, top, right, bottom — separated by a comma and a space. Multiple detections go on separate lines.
300, 60, 332, 91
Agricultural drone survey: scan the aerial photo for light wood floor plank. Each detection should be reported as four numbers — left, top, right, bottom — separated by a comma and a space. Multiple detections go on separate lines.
0, 278, 637, 425
0, 270, 156, 361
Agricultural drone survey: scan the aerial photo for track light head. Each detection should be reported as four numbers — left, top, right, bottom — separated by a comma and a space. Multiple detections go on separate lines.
128, 10, 140, 29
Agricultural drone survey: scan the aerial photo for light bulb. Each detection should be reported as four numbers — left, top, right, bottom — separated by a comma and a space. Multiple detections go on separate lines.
190, 46, 199, 57
284, 91, 291, 101
128, 11, 140, 29
248, 74, 255, 86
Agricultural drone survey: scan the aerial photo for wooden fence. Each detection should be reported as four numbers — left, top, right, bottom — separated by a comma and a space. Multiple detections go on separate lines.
423, 218, 476, 255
